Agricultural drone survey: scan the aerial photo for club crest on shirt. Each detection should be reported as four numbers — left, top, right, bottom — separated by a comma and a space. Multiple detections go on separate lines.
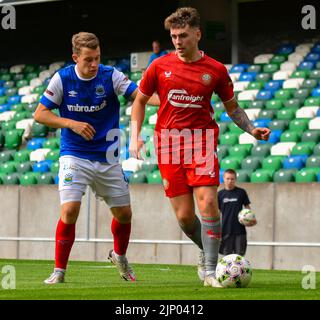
201, 73, 212, 85
95, 84, 105, 96
164, 71, 172, 78
63, 173, 73, 186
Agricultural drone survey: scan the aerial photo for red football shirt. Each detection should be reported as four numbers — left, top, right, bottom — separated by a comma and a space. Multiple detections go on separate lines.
139, 51, 234, 132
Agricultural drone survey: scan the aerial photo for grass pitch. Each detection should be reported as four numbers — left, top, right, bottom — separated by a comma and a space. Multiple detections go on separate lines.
0, 259, 319, 300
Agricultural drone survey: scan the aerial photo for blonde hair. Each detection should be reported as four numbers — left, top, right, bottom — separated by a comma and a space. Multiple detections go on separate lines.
164, 7, 200, 30
72, 32, 100, 55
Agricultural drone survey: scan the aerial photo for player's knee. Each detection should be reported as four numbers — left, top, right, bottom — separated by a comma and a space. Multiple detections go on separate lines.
112, 206, 132, 223
198, 196, 218, 214
60, 203, 80, 224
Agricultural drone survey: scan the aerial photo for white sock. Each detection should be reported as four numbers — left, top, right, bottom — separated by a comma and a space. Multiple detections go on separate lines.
54, 268, 65, 274
114, 251, 126, 262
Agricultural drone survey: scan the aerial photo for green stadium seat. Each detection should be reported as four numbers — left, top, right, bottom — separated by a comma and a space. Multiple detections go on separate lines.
214, 110, 223, 121
50, 161, 59, 173
289, 119, 309, 132
228, 144, 250, 158
270, 55, 286, 65
290, 70, 309, 79
3, 80, 14, 88
37, 173, 55, 184
265, 100, 283, 110
13, 111, 31, 122
0, 96, 8, 104
0, 131, 4, 148
32, 122, 49, 138
15, 161, 33, 174
0, 161, 17, 174
291, 142, 316, 156
0, 150, 15, 162
273, 169, 296, 183
262, 156, 284, 171
14, 149, 31, 162
301, 130, 320, 143
0, 74, 11, 81
228, 122, 243, 135
25, 72, 38, 81
295, 168, 319, 182
5, 88, 18, 96
45, 149, 60, 161
141, 160, 158, 173
236, 169, 252, 182
251, 143, 272, 158
241, 156, 262, 171
276, 108, 297, 121
16, 79, 28, 88
251, 169, 274, 182
2, 121, 17, 133
130, 71, 142, 83
128, 171, 148, 184
4, 129, 24, 149
268, 120, 288, 131
280, 130, 301, 142
304, 97, 320, 106
220, 156, 242, 170
24, 103, 37, 113
219, 133, 239, 146
32, 85, 46, 95
217, 145, 229, 160
119, 115, 130, 126
274, 89, 293, 101
20, 172, 38, 185
283, 99, 302, 109
247, 82, 265, 90
11, 103, 25, 112
2, 173, 20, 185
238, 101, 250, 109
43, 138, 60, 150
147, 170, 162, 184
306, 155, 320, 168
263, 64, 279, 73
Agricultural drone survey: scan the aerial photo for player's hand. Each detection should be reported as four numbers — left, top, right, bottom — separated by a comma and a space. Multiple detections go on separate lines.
129, 136, 145, 160
69, 120, 96, 141
251, 127, 271, 141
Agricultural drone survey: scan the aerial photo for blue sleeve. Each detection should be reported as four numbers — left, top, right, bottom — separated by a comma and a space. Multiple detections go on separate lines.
40, 95, 59, 110
124, 82, 138, 98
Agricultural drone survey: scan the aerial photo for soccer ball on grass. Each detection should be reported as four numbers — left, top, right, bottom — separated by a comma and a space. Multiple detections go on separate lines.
215, 254, 252, 288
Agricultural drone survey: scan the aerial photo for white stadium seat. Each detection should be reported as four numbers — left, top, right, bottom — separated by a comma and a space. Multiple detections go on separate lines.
125, 106, 132, 116
121, 157, 144, 172
272, 71, 292, 81
238, 132, 258, 145
296, 106, 319, 119
233, 81, 250, 92
280, 61, 297, 72
288, 53, 304, 64
253, 54, 273, 64
237, 90, 259, 101
18, 86, 34, 96
308, 117, 320, 130
29, 78, 43, 87
271, 142, 296, 156
10, 64, 25, 74
229, 73, 241, 82
39, 70, 52, 82
21, 94, 39, 104
15, 118, 35, 141
149, 113, 157, 125
282, 78, 304, 89
244, 108, 260, 121
30, 148, 51, 162
0, 111, 15, 122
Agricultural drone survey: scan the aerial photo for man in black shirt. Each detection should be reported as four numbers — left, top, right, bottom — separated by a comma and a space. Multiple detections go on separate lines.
218, 169, 256, 256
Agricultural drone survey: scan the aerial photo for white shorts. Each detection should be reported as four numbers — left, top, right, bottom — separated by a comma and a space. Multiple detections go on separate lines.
58, 155, 130, 208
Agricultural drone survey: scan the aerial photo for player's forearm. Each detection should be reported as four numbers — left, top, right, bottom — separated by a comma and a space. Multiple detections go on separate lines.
130, 102, 145, 138
147, 93, 160, 106
227, 104, 255, 135
34, 104, 74, 130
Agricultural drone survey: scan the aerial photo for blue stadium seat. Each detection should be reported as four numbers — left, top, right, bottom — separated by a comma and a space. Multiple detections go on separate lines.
27, 138, 46, 150
0, 104, 11, 113
283, 156, 305, 170
220, 112, 231, 122
277, 44, 295, 55
311, 87, 320, 97
298, 61, 315, 70
33, 161, 51, 173
219, 169, 225, 184
0, 88, 6, 96
305, 53, 320, 62
230, 64, 249, 73
54, 175, 59, 184
256, 90, 273, 100
259, 130, 282, 144
264, 80, 283, 92
7, 95, 21, 105
253, 119, 271, 128
239, 72, 257, 82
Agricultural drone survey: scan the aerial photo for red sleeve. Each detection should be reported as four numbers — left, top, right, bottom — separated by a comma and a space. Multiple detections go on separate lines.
138, 62, 157, 97
215, 64, 234, 103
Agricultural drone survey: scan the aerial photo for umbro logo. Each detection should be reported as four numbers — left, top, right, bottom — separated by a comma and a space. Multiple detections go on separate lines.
68, 90, 77, 97
164, 71, 172, 78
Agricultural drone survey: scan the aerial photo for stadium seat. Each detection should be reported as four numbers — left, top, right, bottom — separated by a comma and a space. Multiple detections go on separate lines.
30, 148, 51, 162
306, 155, 320, 168
283, 99, 302, 109
251, 143, 271, 158
218, 122, 228, 135
260, 131, 281, 145
50, 161, 59, 173
15, 161, 33, 174
217, 145, 229, 160
241, 156, 262, 171
219, 133, 239, 146
37, 172, 55, 184
239, 132, 257, 146
20, 172, 38, 185
258, 109, 276, 120
128, 171, 148, 184
280, 130, 301, 142
247, 82, 265, 91
295, 168, 318, 183
273, 169, 296, 182
250, 169, 273, 182
14, 149, 31, 163
301, 130, 320, 143
301, 79, 318, 89
291, 142, 316, 156
220, 156, 241, 170
268, 120, 288, 131
236, 169, 251, 182
247, 100, 265, 109
45, 149, 60, 161
43, 138, 60, 150
147, 170, 162, 184
2, 173, 20, 185
309, 118, 320, 130
265, 99, 283, 110
276, 109, 297, 121
270, 142, 296, 156
4, 129, 24, 149
262, 156, 284, 171
32, 122, 49, 138
283, 156, 305, 170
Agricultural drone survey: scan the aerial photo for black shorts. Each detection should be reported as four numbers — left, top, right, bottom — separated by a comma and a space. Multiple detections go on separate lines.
219, 234, 247, 256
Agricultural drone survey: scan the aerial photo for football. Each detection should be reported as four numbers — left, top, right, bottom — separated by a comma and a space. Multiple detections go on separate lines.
215, 254, 252, 288
238, 208, 257, 226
